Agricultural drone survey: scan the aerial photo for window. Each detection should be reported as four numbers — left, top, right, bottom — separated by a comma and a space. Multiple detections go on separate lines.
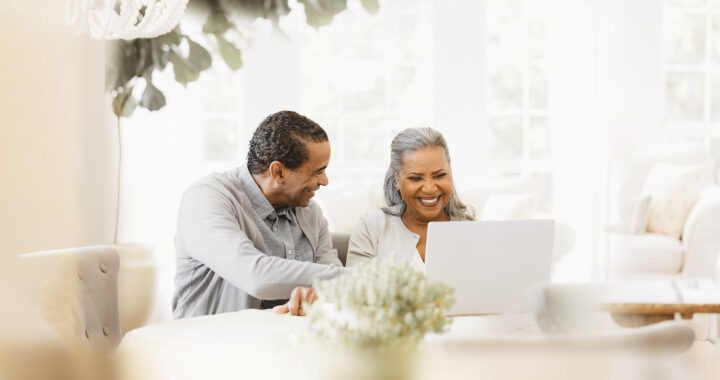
664, 0, 720, 126
484, 0, 553, 212
664, 0, 720, 182
293, 0, 433, 187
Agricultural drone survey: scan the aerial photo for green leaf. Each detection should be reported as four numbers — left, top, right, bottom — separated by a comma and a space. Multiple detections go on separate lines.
140, 81, 167, 111
216, 35, 242, 70
202, 10, 232, 34
360, 0, 379, 14
168, 50, 200, 86
150, 38, 171, 71
187, 38, 212, 71
300, 0, 347, 27
155, 28, 181, 46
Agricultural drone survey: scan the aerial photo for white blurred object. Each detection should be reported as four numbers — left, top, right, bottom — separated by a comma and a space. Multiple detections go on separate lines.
115, 244, 157, 335
65, 0, 188, 40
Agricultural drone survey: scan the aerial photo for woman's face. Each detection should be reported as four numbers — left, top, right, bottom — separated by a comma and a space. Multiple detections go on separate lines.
395, 146, 453, 223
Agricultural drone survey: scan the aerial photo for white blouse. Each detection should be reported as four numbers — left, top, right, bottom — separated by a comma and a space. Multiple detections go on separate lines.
346, 210, 425, 272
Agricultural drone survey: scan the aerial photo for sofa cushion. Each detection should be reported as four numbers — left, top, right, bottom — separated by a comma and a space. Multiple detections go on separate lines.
611, 234, 684, 275
642, 163, 704, 239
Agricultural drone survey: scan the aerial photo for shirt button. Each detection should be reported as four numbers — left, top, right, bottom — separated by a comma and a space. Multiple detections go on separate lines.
288, 249, 293, 255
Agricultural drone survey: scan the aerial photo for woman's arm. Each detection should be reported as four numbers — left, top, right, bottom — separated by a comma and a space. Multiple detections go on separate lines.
345, 214, 378, 267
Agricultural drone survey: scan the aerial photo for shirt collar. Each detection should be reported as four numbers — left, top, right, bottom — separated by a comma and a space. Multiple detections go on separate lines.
238, 164, 276, 220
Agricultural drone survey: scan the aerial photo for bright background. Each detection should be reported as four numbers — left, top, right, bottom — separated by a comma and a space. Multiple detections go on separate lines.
4, 0, 720, 322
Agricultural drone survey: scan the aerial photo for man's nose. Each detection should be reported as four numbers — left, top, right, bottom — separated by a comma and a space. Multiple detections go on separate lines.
318, 172, 329, 186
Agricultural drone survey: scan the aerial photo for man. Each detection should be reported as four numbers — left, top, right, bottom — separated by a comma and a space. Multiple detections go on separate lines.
172, 110, 347, 318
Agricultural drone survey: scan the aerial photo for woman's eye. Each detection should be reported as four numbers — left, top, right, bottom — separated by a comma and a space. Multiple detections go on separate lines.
434, 173, 447, 178
408, 177, 421, 181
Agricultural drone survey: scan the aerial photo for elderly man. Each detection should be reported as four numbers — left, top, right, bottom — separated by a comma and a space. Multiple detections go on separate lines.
172, 110, 347, 318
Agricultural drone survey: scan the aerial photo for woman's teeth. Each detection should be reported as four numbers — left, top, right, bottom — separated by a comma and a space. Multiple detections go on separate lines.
420, 196, 440, 205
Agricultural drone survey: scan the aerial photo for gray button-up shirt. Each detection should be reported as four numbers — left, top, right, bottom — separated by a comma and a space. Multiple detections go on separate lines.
172, 164, 347, 319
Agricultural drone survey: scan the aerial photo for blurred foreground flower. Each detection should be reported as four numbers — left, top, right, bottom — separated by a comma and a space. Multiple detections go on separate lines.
305, 259, 455, 351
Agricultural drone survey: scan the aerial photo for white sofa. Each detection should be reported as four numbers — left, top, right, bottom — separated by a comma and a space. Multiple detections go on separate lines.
608, 150, 720, 280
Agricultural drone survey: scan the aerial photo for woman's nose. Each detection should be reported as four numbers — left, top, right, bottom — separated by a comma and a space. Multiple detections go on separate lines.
421, 180, 437, 193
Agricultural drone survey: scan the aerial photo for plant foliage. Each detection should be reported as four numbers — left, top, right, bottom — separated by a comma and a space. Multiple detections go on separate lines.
107, 0, 379, 117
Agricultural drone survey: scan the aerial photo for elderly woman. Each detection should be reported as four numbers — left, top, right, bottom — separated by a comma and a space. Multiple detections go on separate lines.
346, 127, 474, 269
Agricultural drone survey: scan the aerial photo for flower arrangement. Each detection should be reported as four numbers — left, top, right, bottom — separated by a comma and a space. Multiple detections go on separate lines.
305, 259, 455, 351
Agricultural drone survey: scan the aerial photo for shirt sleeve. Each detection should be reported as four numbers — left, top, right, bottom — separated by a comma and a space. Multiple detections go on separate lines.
177, 184, 347, 300
345, 214, 377, 267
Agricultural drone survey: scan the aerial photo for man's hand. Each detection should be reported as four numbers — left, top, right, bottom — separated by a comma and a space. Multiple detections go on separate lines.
272, 286, 317, 316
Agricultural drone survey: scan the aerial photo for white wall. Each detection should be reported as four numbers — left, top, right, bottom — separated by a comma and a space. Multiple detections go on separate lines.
0, 2, 114, 271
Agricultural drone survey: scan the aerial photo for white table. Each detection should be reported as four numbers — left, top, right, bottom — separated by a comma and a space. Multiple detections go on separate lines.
117, 309, 716, 380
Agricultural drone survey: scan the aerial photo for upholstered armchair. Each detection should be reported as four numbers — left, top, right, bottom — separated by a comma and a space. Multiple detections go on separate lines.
0, 245, 156, 380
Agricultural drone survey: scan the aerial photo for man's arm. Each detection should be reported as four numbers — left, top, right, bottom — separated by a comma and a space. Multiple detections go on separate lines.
178, 184, 346, 300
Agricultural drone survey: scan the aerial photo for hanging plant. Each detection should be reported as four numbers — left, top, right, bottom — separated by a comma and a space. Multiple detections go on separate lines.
107, 0, 380, 118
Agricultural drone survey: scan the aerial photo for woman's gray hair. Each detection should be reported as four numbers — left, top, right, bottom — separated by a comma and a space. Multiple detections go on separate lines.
382, 127, 475, 221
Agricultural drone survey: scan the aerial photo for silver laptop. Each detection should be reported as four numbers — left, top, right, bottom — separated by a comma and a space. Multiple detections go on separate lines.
425, 220, 555, 316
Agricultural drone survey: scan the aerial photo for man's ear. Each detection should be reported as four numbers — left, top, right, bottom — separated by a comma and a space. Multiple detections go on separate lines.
269, 161, 285, 183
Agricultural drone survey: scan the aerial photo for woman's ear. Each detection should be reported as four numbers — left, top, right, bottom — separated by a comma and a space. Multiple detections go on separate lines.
393, 173, 400, 190
269, 161, 285, 183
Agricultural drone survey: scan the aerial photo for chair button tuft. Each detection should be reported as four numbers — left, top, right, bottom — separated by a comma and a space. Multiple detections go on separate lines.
100, 264, 108, 273
78, 271, 84, 280
103, 327, 110, 336
85, 329, 90, 338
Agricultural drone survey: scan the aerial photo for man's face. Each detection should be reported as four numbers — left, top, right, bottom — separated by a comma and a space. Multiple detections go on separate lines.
281, 140, 330, 207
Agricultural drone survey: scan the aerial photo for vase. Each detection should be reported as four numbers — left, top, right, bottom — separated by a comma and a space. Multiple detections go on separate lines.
309, 344, 417, 380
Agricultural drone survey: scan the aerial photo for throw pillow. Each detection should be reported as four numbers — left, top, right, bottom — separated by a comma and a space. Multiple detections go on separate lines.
642, 163, 704, 239
622, 195, 652, 234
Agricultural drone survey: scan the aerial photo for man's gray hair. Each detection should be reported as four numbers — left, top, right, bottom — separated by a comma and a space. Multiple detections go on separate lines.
382, 127, 475, 221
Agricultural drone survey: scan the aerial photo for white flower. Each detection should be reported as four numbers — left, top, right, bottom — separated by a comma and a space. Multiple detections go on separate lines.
305, 259, 455, 350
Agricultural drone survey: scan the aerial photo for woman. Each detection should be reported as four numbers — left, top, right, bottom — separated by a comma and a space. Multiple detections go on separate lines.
346, 127, 475, 269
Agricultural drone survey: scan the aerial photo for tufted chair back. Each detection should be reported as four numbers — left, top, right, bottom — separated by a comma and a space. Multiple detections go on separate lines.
20, 245, 122, 352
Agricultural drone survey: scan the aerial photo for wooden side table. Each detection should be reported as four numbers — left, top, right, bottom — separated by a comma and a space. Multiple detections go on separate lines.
600, 279, 720, 328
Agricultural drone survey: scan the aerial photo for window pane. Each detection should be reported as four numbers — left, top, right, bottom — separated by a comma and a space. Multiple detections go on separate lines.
666, 0, 707, 7
204, 119, 240, 161
529, 65, 548, 109
528, 19, 547, 60
711, 71, 720, 121
388, 64, 428, 113
486, 0, 524, 67
712, 16, 720, 63
664, 13, 706, 64
488, 65, 524, 110
341, 70, 386, 112
343, 117, 387, 163
528, 116, 551, 158
301, 61, 339, 112
665, 71, 705, 121
201, 71, 241, 113
713, 0, 720, 8
488, 116, 523, 159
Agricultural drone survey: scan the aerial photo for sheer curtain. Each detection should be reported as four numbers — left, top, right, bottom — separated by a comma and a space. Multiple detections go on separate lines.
117, 0, 711, 320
